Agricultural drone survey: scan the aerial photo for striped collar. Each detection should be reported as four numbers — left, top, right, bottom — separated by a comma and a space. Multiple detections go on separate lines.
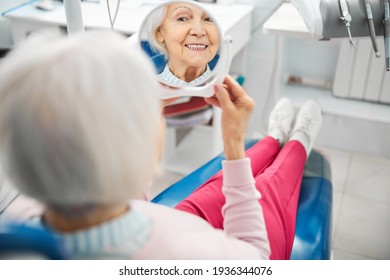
159, 64, 211, 87
28, 202, 151, 259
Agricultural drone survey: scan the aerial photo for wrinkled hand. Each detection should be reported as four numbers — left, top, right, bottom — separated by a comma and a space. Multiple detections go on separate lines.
205, 76, 254, 160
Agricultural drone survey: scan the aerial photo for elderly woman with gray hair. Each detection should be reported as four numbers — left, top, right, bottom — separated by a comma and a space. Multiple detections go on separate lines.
144, 1, 220, 86
0, 29, 322, 259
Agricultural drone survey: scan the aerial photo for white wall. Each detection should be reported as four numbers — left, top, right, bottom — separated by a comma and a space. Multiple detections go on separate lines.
236, 0, 283, 32
233, 0, 285, 136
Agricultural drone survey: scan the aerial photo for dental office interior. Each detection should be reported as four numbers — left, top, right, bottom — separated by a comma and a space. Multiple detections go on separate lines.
0, 0, 390, 260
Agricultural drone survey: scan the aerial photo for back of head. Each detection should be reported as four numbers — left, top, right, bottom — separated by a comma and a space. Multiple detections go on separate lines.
0, 31, 161, 211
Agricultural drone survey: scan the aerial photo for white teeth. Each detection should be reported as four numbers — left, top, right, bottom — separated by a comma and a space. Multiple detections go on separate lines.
186, 44, 207, 50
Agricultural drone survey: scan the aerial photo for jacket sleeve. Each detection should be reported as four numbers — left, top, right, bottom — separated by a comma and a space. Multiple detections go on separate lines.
221, 158, 271, 259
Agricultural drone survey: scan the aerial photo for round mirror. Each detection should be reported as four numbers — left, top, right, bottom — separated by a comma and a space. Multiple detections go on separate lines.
135, 0, 231, 99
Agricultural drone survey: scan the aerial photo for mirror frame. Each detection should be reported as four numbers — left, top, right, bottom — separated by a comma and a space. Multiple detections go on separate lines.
132, 0, 232, 99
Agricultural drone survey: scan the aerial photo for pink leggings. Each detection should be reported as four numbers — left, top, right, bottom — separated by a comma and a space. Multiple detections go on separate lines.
175, 136, 307, 259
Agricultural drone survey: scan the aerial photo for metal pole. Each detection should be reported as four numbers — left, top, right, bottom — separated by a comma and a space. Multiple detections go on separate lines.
63, 0, 85, 34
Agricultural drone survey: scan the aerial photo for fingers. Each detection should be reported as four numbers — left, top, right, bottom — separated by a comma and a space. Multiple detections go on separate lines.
214, 84, 234, 111
206, 75, 248, 109
223, 75, 247, 99
204, 83, 229, 108
204, 97, 220, 107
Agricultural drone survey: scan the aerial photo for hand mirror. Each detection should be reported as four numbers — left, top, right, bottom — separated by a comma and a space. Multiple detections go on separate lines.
130, 0, 232, 99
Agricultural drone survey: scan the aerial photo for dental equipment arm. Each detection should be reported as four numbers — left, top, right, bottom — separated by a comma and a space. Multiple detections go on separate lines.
292, 0, 384, 39
63, 0, 84, 34
384, 0, 390, 70
363, 0, 380, 57
338, 0, 356, 47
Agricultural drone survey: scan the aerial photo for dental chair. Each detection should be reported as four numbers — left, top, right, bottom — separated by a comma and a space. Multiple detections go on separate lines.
152, 138, 333, 260
0, 222, 66, 260
0, 139, 332, 260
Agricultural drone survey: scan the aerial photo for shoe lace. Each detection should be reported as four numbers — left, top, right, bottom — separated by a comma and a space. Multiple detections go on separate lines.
295, 116, 314, 140
270, 113, 289, 129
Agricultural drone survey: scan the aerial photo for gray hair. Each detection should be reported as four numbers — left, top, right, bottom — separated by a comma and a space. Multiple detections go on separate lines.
0, 31, 161, 213
144, 4, 168, 56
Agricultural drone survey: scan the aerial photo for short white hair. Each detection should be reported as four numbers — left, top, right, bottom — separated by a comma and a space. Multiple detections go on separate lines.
144, 4, 168, 56
0, 31, 161, 212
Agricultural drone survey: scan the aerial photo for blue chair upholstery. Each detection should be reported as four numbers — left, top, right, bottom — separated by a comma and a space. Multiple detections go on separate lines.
152, 138, 333, 260
0, 222, 66, 259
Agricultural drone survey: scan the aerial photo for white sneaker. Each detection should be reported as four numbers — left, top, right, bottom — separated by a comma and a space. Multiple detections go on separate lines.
267, 97, 295, 145
290, 100, 322, 155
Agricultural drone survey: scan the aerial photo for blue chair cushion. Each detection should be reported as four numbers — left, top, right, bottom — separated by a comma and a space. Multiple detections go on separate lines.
152, 138, 333, 260
0, 222, 67, 259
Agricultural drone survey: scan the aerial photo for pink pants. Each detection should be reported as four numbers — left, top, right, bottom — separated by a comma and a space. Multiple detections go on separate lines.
175, 136, 307, 260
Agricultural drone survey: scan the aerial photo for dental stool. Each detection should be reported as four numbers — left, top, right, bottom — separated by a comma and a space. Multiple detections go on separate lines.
152, 138, 333, 260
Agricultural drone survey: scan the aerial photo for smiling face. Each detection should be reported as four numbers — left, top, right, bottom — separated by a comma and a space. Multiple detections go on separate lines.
156, 3, 220, 82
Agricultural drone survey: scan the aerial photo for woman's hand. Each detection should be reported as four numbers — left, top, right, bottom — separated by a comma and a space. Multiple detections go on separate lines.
205, 76, 254, 160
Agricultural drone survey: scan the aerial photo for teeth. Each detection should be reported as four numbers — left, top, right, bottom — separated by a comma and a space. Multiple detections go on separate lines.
186, 44, 207, 50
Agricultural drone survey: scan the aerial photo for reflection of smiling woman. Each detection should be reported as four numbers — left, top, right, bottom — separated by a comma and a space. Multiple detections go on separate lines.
148, 2, 220, 85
